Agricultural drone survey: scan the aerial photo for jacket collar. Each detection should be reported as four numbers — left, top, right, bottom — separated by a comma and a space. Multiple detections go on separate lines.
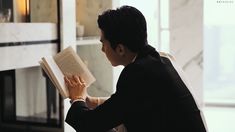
135, 44, 160, 61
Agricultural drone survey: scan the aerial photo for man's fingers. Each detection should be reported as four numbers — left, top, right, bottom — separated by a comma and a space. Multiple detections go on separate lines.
64, 76, 69, 83
65, 75, 86, 87
78, 76, 86, 87
79, 76, 85, 83
73, 75, 81, 84
64, 76, 73, 86
72, 75, 78, 83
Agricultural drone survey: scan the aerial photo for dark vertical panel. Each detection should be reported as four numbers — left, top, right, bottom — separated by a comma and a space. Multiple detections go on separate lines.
57, 0, 64, 129
0, 0, 2, 8
46, 76, 57, 121
0, 70, 16, 122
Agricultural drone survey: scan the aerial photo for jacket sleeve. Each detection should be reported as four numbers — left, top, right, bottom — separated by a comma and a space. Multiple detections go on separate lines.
65, 91, 127, 132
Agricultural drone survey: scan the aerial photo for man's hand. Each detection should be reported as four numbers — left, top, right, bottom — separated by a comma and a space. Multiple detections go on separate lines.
64, 75, 87, 101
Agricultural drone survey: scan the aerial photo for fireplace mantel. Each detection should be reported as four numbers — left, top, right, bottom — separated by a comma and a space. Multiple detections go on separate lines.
0, 23, 58, 71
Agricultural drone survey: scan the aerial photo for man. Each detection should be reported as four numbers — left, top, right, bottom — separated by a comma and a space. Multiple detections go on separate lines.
64, 5, 207, 132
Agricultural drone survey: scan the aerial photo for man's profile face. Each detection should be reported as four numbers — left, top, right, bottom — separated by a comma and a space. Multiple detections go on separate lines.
99, 31, 121, 66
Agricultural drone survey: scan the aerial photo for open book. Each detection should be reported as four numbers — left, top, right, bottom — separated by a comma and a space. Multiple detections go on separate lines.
39, 46, 96, 99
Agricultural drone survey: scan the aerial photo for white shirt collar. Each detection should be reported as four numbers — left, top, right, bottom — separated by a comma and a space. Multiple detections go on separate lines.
131, 54, 137, 63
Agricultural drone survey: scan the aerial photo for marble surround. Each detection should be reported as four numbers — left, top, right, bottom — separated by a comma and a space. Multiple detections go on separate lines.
0, 23, 58, 71
0, 23, 57, 43
0, 44, 57, 71
169, 0, 204, 107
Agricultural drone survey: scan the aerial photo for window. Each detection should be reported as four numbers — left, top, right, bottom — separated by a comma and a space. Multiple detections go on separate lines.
203, 1, 235, 132
204, 0, 235, 106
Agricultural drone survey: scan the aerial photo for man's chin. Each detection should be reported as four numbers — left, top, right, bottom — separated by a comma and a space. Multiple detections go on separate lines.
111, 63, 119, 67
111, 64, 118, 67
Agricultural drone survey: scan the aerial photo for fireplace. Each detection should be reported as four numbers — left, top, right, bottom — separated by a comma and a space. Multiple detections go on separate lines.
0, 68, 63, 132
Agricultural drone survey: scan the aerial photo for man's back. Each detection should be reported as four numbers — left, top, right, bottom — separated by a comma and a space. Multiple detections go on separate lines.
116, 46, 206, 132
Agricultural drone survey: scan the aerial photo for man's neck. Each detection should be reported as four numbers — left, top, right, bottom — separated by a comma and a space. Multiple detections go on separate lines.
123, 53, 138, 66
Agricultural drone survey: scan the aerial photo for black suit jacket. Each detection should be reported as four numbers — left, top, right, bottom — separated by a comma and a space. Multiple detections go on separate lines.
65, 45, 207, 132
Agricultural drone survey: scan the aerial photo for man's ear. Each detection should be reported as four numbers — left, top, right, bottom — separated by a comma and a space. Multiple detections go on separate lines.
115, 44, 125, 56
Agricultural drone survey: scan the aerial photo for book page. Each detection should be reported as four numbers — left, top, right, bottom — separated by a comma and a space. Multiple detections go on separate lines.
54, 46, 96, 87
39, 61, 60, 94
41, 56, 69, 98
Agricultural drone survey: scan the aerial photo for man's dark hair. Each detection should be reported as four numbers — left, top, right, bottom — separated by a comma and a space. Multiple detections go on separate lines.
98, 5, 148, 52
